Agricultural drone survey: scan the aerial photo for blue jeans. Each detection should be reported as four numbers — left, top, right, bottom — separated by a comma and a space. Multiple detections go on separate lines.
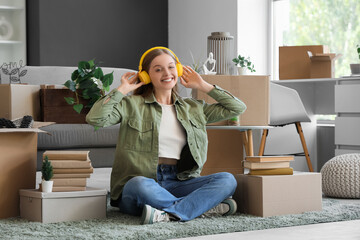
116, 165, 237, 221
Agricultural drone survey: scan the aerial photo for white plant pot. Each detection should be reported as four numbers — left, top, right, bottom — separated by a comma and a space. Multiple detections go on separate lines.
42, 180, 53, 193
350, 63, 360, 75
237, 67, 247, 75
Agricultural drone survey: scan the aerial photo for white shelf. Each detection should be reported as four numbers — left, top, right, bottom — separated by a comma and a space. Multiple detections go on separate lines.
0, 0, 26, 65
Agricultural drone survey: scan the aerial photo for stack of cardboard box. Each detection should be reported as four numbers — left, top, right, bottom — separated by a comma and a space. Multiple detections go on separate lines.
43, 150, 93, 192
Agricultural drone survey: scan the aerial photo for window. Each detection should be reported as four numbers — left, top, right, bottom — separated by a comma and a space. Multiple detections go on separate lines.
272, 0, 360, 80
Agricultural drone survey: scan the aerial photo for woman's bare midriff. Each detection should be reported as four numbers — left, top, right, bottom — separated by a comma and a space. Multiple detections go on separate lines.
158, 157, 178, 165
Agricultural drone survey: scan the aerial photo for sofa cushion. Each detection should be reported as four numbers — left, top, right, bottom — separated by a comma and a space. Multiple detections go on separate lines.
38, 124, 120, 149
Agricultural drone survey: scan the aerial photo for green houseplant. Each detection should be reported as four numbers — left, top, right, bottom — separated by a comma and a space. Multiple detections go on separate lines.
41, 155, 53, 193
232, 55, 256, 75
64, 60, 114, 114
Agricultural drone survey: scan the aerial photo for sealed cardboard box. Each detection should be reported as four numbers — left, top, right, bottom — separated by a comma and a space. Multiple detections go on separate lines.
309, 53, 341, 78
233, 172, 322, 217
196, 75, 269, 126
20, 188, 107, 223
202, 129, 244, 176
0, 128, 44, 219
279, 45, 329, 80
0, 84, 41, 120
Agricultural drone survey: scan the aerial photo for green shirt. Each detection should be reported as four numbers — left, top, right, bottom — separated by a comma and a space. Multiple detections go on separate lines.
86, 85, 246, 200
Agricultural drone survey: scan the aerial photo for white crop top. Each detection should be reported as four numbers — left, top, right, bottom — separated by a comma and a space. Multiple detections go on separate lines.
158, 104, 186, 159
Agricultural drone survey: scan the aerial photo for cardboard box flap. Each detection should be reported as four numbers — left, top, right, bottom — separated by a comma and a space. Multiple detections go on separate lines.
308, 52, 341, 62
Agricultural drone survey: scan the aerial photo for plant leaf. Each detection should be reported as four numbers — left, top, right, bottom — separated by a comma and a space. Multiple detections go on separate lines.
88, 59, 95, 69
78, 61, 89, 70
71, 70, 79, 80
64, 80, 77, 91
73, 104, 83, 114
64, 97, 75, 105
94, 68, 104, 79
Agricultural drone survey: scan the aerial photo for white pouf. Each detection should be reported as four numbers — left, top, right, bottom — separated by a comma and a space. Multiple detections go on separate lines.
321, 153, 360, 198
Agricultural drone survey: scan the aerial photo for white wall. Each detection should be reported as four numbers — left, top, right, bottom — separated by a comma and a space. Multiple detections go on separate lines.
169, 0, 238, 68
237, 0, 271, 75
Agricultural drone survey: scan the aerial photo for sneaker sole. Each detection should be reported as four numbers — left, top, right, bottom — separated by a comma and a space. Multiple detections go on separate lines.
222, 198, 237, 216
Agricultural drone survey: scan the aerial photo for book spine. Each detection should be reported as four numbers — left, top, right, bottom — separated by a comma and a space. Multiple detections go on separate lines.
243, 161, 290, 170
49, 160, 92, 169
53, 167, 94, 174
52, 178, 87, 187
52, 173, 91, 179
52, 186, 86, 192
248, 168, 293, 176
43, 151, 89, 160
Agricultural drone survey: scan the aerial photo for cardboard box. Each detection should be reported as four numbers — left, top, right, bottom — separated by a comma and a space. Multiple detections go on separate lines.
40, 89, 90, 123
196, 75, 269, 126
0, 84, 41, 120
279, 45, 329, 80
202, 129, 244, 176
20, 188, 107, 223
0, 128, 45, 219
233, 172, 322, 217
309, 53, 341, 78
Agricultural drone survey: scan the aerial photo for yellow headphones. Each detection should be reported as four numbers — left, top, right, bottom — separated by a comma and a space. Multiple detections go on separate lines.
138, 46, 183, 84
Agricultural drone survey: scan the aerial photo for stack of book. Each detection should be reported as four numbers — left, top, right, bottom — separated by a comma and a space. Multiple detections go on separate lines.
43, 150, 93, 192
244, 156, 294, 176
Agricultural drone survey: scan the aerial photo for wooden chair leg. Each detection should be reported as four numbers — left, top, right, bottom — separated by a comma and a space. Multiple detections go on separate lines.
241, 131, 249, 157
295, 122, 314, 172
258, 129, 268, 156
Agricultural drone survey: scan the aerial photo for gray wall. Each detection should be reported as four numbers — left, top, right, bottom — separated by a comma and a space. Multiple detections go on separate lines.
26, 0, 168, 69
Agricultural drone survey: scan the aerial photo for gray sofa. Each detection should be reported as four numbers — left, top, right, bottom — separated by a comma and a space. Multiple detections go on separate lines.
20, 66, 135, 170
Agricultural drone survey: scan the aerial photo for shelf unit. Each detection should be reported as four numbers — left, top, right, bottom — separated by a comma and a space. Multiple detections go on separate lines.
0, 0, 26, 70
334, 76, 360, 155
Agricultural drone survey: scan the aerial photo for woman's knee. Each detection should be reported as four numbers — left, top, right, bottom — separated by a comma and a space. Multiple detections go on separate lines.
123, 176, 156, 196
214, 172, 237, 194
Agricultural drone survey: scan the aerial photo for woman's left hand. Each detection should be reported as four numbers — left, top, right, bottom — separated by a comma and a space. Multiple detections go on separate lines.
180, 66, 214, 93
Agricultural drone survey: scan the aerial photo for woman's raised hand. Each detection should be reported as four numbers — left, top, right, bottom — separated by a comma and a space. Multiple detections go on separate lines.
116, 72, 144, 95
180, 66, 214, 93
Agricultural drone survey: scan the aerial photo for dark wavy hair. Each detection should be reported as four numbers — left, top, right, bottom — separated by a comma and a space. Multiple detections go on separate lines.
133, 48, 179, 97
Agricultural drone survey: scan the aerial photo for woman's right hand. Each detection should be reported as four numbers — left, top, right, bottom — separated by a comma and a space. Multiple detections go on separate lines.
116, 72, 144, 95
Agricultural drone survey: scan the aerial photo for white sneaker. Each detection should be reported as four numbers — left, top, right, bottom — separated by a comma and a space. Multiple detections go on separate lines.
141, 204, 170, 224
204, 198, 237, 216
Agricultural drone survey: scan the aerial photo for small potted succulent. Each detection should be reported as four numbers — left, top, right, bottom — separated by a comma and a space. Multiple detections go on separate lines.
232, 55, 256, 75
350, 45, 360, 75
64, 60, 114, 114
41, 155, 53, 193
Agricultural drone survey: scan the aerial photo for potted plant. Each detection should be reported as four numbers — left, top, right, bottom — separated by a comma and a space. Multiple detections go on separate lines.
64, 59, 114, 114
41, 155, 53, 193
232, 55, 256, 75
350, 45, 360, 75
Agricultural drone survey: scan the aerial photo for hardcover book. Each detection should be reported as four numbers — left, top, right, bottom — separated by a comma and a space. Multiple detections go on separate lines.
49, 160, 92, 169
248, 167, 294, 176
243, 161, 290, 170
43, 150, 90, 161
245, 155, 294, 163
52, 178, 87, 187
